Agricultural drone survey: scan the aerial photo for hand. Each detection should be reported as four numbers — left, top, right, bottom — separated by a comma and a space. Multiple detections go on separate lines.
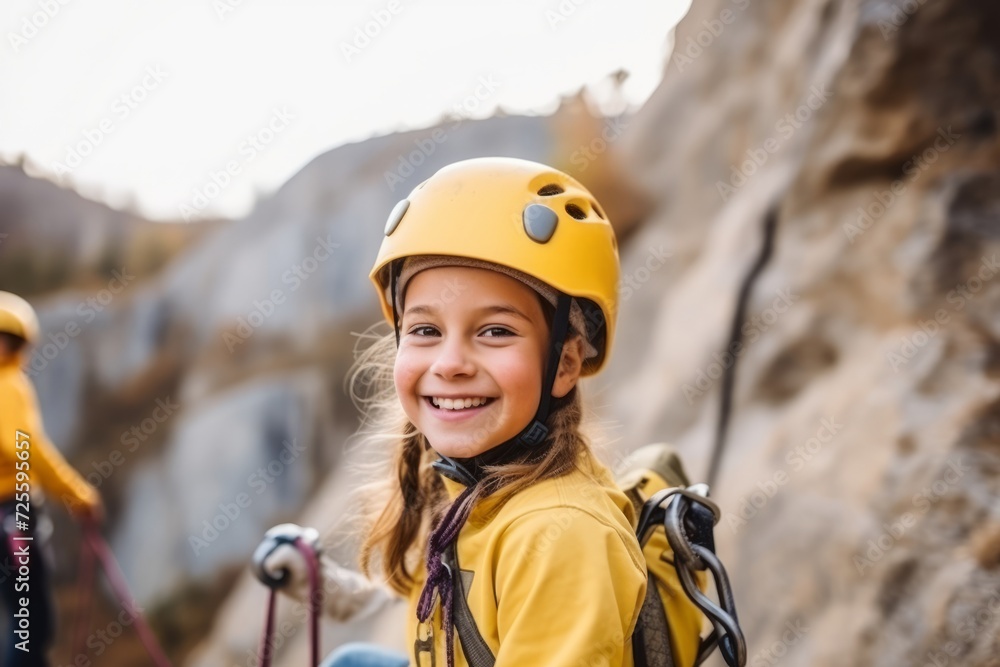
252, 524, 396, 622
251, 523, 321, 590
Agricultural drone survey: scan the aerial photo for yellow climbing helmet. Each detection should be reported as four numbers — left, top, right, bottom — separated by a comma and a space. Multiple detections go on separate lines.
369, 157, 620, 375
0, 291, 39, 345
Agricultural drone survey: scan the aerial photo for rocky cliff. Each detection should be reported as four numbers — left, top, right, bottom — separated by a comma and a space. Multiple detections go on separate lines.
601, 0, 1000, 665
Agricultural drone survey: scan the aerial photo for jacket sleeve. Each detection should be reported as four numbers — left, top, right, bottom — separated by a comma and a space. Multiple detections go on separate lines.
0, 378, 99, 511
492, 507, 647, 666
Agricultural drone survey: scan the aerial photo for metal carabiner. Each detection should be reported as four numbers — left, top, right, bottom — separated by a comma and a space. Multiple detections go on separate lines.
413, 621, 437, 667
658, 486, 747, 667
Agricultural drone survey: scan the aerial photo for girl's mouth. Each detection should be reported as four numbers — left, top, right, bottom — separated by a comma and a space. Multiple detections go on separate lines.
423, 396, 496, 421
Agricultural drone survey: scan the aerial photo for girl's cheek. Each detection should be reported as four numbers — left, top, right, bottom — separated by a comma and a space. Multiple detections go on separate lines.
393, 354, 422, 396
497, 348, 538, 380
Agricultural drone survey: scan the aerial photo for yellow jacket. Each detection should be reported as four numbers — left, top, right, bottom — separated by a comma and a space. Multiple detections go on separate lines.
0, 355, 99, 510
404, 448, 648, 667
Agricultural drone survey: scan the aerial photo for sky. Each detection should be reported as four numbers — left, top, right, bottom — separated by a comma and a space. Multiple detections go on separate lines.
1, 0, 691, 221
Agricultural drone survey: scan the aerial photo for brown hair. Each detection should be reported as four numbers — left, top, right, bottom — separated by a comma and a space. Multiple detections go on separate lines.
344, 296, 595, 596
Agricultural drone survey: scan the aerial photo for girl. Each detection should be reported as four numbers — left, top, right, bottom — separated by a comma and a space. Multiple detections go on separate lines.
258, 157, 647, 667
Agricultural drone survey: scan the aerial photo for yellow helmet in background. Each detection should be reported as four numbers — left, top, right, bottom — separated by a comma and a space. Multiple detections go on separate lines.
0, 291, 39, 344
369, 157, 620, 376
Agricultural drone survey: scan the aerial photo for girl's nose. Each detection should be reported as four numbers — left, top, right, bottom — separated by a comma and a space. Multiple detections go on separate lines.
429, 336, 476, 379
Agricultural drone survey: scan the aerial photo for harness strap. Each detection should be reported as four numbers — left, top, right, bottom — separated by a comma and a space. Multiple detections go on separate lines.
444, 543, 495, 667
633, 574, 676, 667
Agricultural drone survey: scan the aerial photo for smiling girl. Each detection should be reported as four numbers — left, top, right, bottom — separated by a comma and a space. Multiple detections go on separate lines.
258, 157, 647, 667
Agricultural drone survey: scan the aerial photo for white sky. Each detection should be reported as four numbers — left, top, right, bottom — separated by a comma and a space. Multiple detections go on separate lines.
1, 0, 690, 221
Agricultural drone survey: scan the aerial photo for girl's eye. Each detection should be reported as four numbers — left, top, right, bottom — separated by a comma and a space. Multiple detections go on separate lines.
481, 327, 514, 338
410, 326, 439, 337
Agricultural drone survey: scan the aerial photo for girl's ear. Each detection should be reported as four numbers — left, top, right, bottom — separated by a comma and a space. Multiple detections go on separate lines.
552, 336, 584, 398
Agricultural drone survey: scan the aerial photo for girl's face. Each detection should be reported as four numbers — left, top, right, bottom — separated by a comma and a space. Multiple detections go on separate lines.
394, 266, 582, 459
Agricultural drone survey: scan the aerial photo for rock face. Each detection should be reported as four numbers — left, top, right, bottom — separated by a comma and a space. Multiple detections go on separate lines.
598, 0, 1000, 665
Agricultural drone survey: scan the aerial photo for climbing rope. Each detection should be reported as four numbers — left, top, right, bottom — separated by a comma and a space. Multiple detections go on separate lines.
73, 518, 172, 667
256, 535, 323, 667
707, 205, 779, 489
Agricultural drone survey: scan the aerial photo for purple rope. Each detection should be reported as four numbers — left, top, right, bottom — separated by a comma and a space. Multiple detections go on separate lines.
416, 485, 478, 667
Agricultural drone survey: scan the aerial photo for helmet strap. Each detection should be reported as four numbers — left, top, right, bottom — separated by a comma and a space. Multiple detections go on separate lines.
390, 261, 402, 347
517, 292, 571, 447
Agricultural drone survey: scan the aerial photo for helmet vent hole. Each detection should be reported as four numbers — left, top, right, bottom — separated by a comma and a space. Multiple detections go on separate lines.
537, 184, 564, 196
592, 202, 605, 219
565, 203, 587, 220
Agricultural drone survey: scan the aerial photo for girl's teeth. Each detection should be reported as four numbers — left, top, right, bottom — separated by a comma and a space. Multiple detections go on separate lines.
433, 397, 489, 410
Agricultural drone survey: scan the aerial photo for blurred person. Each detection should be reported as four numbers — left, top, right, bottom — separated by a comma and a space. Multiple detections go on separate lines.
0, 291, 104, 667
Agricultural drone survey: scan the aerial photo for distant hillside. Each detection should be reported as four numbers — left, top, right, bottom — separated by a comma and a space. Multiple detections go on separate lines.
0, 160, 220, 297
